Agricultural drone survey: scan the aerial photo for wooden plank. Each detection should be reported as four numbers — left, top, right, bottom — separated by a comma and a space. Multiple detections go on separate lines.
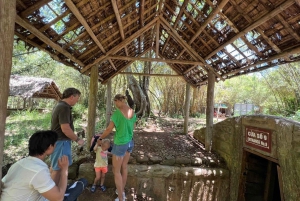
204, 0, 296, 60
64, 0, 106, 53
15, 15, 85, 67
108, 55, 202, 65
81, 18, 158, 73
205, 70, 215, 151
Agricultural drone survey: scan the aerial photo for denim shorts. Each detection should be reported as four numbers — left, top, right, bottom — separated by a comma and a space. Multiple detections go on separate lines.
50, 140, 72, 170
111, 140, 134, 157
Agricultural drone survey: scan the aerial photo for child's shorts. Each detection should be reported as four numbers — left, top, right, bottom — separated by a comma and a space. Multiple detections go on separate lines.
95, 167, 108, 173
111, 140, 134, 157
50, 140, 72, 170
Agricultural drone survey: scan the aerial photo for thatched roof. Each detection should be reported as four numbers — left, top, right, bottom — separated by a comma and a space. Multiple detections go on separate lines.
9, 75, 62, 100
14, 0, 300, 87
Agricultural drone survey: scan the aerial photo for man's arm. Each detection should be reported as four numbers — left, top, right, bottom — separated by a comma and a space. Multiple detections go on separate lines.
61, 124, 84, 145
41, 156, 69, 201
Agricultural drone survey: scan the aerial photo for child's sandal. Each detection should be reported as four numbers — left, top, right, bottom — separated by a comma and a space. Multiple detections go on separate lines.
100, 185, 106, 192
90, 185, 96, 193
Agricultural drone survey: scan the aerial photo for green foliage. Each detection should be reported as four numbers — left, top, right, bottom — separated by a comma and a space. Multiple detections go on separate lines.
191, 112, 206, 118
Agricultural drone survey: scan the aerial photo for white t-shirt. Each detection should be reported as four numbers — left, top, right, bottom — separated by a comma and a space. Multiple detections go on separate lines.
1, 156, 55, 201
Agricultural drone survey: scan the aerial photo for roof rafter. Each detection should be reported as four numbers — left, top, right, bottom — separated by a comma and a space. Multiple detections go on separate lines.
81, 17, 158, 73
160, 16, 224, 81
108, 55, 203, 65
64, 0, 116, 70
205, 0, 296, 60
15, 15, 85, 66
225, 45, 300, 76
111, 0, 129, 56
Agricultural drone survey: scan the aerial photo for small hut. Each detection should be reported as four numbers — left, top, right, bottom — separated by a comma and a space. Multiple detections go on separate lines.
8, 75, 62, 110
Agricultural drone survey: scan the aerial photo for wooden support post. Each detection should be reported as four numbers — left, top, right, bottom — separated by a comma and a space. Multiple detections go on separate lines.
184, 83, 191, 134
87, 65, 98, 149
106, 79, 112, 127
206, 70, 215, 151
0, 0, 16, 188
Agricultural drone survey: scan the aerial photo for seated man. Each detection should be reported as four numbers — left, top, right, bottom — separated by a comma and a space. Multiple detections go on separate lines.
1, 130, 87, 201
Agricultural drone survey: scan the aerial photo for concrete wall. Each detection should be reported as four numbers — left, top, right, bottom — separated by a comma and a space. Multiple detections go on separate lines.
193, 115, 300, 201
78, 163, 229, 201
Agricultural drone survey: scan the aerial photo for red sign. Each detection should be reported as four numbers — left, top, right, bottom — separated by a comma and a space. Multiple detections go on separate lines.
245, 127, 272, 153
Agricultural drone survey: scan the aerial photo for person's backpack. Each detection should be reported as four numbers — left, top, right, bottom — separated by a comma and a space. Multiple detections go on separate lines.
90, 134, 113, 152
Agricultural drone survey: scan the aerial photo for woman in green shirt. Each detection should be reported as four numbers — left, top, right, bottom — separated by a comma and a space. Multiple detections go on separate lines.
100, 94, 137, 201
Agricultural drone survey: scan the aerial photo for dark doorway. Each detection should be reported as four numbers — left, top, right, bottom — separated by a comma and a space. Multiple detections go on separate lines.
238, 150, 283, 201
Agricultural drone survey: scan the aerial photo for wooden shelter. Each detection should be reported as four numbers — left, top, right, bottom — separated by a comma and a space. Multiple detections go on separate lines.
12, 0, 300, 86
1, 0, 300, 186
9, 75, 62, 101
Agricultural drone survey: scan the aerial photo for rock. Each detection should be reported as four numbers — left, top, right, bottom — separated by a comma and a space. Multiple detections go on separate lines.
68, 163, 78, 179
175, 156, 191, 165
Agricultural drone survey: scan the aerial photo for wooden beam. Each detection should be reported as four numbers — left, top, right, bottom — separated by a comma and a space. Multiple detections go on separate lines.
15, 15, 85, 67
183, 83, 191, 134
111, 0, 125, 40
158, 0, 164, 14
15, 32, 60, 62
81, 17, 158, 73
108, 55, 202, 65
64, 0, 106, 53
0, 0, 16, 185
189, 0, 229, 44
20, 0, 51, 17
87, 65, 98, 150
206, 70, 215, 152
118, 72, 181, 77
205, 0, 295, 60
184, 65, 198, 74
224, 45, 300, 76
276, 14, 300, 41
156, 20, 160, 58
160, 16, 224, 81
101, 47, 152, 83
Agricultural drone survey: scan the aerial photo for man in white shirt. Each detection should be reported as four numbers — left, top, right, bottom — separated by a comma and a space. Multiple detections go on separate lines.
1, 130, 87, 201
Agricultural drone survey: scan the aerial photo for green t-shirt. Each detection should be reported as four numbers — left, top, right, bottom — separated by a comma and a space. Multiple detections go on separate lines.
111, 109, 136, 145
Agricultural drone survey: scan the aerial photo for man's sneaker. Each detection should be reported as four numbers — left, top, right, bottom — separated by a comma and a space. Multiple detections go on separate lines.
90, 185, 96, 193
115, 189, 127, 199
100, 185, 106, 192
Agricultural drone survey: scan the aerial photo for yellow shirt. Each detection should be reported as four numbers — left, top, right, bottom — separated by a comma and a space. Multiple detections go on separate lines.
94, 146, 108, 167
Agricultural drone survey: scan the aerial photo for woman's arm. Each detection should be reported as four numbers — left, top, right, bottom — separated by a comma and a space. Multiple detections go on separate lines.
100, 121, 115, 139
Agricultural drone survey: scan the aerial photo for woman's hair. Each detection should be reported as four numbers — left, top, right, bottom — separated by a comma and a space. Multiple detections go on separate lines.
114, 94, 127, 101
62, 87, 81, 99
29, 130, 58, 156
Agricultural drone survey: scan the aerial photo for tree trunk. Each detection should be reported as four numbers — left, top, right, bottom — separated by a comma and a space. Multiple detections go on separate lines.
126, 61, 151, 118
0, 0, 16, 189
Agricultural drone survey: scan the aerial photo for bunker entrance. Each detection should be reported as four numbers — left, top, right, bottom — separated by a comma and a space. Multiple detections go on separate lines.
239, 150, 284, 201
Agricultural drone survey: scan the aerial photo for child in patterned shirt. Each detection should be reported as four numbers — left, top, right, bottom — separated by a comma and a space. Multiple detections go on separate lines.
90, 138, 111, 193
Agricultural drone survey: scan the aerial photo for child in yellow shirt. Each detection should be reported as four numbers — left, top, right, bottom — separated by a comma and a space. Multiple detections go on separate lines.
90, 138, 111, 192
